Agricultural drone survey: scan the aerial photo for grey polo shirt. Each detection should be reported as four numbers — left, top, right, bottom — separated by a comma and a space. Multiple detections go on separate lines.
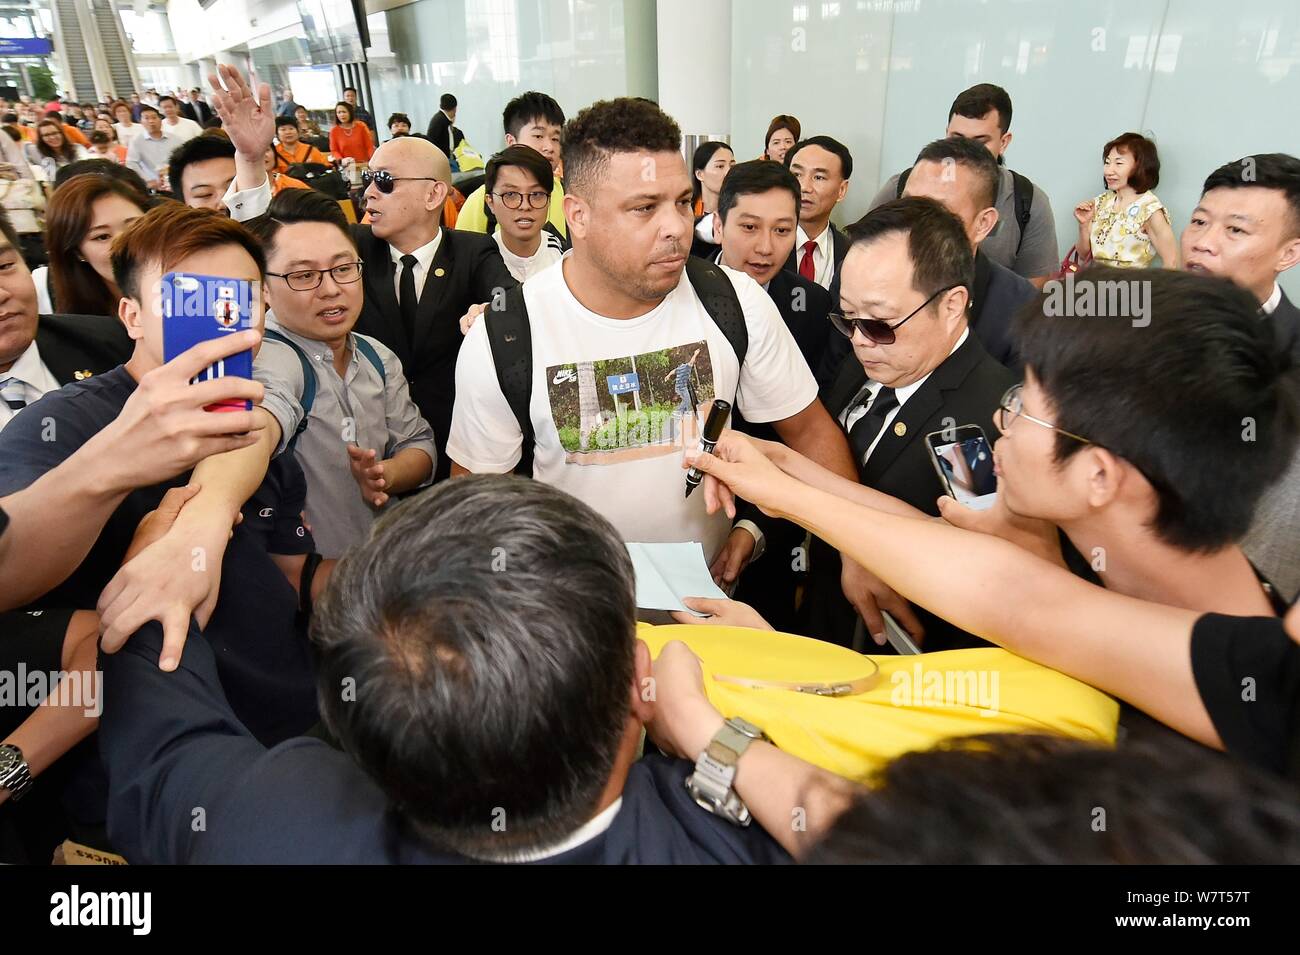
871, 165, 1059, 280
125, 129, 181, 183
254, 317, 437, 558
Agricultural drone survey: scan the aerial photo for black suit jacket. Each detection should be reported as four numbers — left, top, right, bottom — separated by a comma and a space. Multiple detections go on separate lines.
801, 332, 1016, 651
767, 268, 834, 379
1270, 288, 1300, 366
350, 225, 515, 480
34, 313, 133, 386
424, 112, 464, 158
970, 248, 1038, 370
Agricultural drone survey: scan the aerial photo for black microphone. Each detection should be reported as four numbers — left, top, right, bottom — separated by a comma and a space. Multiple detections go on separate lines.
684, 399, 732, 499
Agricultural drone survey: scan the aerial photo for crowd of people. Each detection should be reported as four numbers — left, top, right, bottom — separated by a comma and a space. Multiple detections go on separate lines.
0, 68, 1297, 866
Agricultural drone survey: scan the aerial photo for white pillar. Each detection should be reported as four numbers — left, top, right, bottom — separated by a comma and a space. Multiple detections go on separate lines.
655, 0, 730, 149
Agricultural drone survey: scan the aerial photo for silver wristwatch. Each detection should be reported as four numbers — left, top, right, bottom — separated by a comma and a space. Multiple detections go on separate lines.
0, 743, 32, 802
684, 717, 767, 826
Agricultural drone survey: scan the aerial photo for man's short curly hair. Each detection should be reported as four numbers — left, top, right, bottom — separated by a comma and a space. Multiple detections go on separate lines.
561, 97, 682, 200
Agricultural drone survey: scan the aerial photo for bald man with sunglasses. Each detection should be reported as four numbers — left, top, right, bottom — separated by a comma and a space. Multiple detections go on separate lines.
211, 65, 514, 481
802, 196, 1014, 651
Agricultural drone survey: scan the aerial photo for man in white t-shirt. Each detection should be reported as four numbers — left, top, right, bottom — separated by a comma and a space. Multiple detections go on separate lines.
158, 95, 203, 143
483, 144, 565, 282
447, 98, 856, 562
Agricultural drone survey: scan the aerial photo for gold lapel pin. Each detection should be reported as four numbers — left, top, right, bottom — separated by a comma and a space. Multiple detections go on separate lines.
433, 267, 446, 278
74, 370, 92, 381
893, 421, 907, 437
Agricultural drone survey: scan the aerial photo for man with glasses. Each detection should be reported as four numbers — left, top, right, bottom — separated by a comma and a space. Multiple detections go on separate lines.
250, 188, 435, 558
211, 64, 513, 482
806, 197, 1015, 650
482, 144, 566, 282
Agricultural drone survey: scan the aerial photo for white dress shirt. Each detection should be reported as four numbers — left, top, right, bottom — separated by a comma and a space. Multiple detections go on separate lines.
1262, 282, 1282, 315
840, 329, 970, 464
795, 223, 836, 289
390, 230, 443, 306
0, 340, 61, 431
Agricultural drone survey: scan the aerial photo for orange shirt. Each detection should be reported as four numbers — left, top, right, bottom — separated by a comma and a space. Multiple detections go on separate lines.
329, 121, 375, 163
270, 172, 310, 196
272, 140, 328, 173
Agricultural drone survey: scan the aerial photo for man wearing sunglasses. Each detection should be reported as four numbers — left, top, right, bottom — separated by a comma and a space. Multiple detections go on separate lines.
211, 65, 514, 483
806, 197, 1015, 651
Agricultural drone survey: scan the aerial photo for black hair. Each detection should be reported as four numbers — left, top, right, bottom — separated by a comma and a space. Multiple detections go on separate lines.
53, 158, 151, 197
343, 87, 357, 95
502, 91, 565, 139
717, 159, 800, 224
561, 97, 681, 200
334, 101, 355, 124
138, 105, 160, 119
0, 207, 19, 253
691, 141, 733, 203
158, 95, 177, 107
439, 93, 457, 111
166, 132, 235, 199
913, 135, 1000, 210
1201, 153, 1300, 238
484, 144, 555, 197
809, 733, 1300, 864
275, 114, 299, 130
247, 186, 353, 256
387, 113, 411, 130
1016, 267, 1299, 551
948, 83, 1014, 134
846, 196, 974, 300
312, 474, 637, 858
787, 135, 853, 181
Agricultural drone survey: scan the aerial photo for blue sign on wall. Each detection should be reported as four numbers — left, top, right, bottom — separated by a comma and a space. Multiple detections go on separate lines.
0, 38, 54, 56
606, 373, 640, 395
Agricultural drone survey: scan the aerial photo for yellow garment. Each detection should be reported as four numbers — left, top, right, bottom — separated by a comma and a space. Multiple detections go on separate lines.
1090, 189, 1167, 268
456, 178, 567, 237
638, 623, 1119, 782
453, 138, 486, 172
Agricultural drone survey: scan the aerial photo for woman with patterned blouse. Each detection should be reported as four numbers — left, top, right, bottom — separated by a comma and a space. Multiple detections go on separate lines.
1073, 132, 1179, 269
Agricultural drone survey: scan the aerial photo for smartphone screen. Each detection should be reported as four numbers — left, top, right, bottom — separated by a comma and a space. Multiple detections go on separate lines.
161, 272, 257, 412
927, 426, 997, 510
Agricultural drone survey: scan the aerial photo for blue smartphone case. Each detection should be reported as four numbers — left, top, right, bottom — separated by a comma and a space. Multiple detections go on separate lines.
161, 271, 256, 411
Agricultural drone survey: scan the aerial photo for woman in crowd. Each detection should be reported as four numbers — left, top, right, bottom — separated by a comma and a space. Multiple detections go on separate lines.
92, 115, 127, 163
25, 119, 88, 181
691, 140, 735, 218
32, 175, 147, 315
762, 114, 801, 164
111, 100, 142, 148
263, 147, 310, 196
329, 101, 374, 164
1072, 132, 1179, 269
296, 104, 324, 141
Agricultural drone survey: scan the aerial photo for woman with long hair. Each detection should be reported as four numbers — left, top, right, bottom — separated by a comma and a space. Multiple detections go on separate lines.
329, 101, 375, 164
26, 119, 88, 181
691, 141, 735, 218
33, 175, 147, 315
762, 115, 801, 164
111, 100, 142, 148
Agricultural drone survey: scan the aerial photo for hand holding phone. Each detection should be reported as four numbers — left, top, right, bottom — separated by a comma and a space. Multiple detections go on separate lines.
161, 272, 258, 412
925, 424, 997, 511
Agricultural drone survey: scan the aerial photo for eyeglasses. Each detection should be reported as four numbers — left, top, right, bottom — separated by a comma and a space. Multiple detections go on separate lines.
996, 383, 1089, 443
266, 261, 364, 292
491, 190, 549, 210
828, 284, 959, 345
361, 169, 439, 194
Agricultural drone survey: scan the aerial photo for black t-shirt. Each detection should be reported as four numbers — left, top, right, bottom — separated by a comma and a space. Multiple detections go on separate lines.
0, 365, 319, 745
1191, 612, 1300, 780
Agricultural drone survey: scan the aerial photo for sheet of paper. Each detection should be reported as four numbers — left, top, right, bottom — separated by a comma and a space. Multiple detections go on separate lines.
626, 542, 728, 615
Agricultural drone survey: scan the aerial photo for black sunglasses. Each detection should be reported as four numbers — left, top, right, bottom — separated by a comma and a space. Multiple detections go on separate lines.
829, 284, 960, 345
361, 169, 439, 194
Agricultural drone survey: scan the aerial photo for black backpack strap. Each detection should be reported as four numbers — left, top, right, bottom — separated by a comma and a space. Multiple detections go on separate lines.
895, 166, 912, 199
262, 328, 316, 452
483, 284, 535, 477
685, 257, 748, 389
1009, 170, 1035, 256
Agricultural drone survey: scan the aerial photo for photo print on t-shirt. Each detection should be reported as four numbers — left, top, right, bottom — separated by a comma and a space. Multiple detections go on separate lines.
546, 340, 716, 465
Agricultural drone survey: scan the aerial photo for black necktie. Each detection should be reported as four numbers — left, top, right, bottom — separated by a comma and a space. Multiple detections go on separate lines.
847, 386, 898, 466
398, 254, 419, 349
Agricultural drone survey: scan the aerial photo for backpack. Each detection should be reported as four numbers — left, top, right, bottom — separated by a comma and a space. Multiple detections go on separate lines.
286, 161, 348, 200
484, 256, 748, 477
262, 328, 387, 451
896, 165, 1034, 255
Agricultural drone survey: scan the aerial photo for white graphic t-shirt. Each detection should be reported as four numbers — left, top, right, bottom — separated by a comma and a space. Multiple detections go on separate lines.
447, 254, 818, 558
